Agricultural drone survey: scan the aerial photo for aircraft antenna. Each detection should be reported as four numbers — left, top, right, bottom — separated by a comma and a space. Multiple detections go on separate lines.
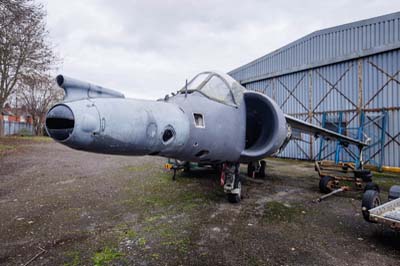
185, 79, 188, 98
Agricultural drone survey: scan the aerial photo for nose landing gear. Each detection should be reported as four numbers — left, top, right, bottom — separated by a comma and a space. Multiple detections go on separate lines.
221, 163, 242, 203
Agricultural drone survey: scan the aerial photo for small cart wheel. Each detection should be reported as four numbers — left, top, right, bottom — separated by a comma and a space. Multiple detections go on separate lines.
361, 190, 381, 223
319, 176, 335, 194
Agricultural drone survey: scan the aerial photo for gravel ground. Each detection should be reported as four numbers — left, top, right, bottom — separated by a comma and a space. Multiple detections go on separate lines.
0, 137, 399, 266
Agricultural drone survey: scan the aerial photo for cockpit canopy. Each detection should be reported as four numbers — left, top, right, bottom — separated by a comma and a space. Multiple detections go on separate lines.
179, 71, 245, 107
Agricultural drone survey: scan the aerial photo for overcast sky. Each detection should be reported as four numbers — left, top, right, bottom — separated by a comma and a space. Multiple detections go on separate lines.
39, 0, 400, 99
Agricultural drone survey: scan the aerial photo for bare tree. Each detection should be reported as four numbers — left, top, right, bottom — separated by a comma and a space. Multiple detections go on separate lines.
0, 0, 57, 135
19, 75, 63, 135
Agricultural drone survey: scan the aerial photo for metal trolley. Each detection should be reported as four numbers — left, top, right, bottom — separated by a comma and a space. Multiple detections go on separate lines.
314, 160, 379, 201
362, 185, 400, 229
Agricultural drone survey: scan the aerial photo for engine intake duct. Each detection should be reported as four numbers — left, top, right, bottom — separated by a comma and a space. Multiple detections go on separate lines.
240, 91, 287, 161
45, 104, 75, 141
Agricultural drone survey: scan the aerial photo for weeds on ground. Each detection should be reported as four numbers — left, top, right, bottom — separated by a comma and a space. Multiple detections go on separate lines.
0, 144, 15, 152
63, 251, 82, 266
263, 201, 305, 223
92, 247, 124, 266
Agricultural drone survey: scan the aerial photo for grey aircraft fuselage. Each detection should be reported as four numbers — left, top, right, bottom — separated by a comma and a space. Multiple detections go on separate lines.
46, 71, 290, 164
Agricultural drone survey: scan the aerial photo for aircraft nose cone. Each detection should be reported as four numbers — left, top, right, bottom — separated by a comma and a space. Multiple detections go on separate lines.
45, 104, 75, 141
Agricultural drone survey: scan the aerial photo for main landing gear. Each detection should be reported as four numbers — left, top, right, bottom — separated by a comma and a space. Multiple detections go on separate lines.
247, 160, 266, 178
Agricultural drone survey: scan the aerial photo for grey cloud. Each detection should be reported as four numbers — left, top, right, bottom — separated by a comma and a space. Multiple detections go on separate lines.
40, 0, 400, 99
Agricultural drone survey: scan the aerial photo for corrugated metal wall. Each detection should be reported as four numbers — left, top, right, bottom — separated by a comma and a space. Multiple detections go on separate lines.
229, 12, 400, 168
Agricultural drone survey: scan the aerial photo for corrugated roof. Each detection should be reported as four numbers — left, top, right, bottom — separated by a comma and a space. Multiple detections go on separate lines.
229, 12, 400, 84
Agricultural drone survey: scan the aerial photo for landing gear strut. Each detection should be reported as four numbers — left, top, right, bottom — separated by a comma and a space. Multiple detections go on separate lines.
222, 162, 242, 203
247, 160, 266, 178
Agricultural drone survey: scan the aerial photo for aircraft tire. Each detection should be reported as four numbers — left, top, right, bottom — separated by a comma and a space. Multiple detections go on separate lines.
319, 176, 334, 194
183, 162, 191, 172
227, 193, 241, 203
258, 160, 266, 178
247, 162, 255, 177
361, 189, 381, 223
228, 176, 242, 203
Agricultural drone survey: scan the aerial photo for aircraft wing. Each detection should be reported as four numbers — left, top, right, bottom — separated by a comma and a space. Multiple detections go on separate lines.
285, 115, 368, 147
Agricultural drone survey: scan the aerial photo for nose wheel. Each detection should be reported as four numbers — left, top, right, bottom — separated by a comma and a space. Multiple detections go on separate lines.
222, 163, 242, 203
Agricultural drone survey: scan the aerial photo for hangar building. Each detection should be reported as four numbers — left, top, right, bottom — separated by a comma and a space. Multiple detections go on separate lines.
229, 12, 400, 170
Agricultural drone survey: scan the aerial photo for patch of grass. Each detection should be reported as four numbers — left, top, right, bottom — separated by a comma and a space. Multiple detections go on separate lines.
92, 247, 124, 266
137, 237, 147, 248
63, 251, 82, 266
125, 229, 138, 239
161, 238, 190, 253
138, 214, 192, 254
158, 227, 174, 238
248, 256, 264, 266
124, 164, 153, 172
0, 144, 15, 152
145, 214, 163, 223
375, 178, 400, 191
263, 201, 304, 224
138, 189, 207, 210
22, 136, 53, 142
373, 171, 400, 179
114, 223, 138, 241
125, 171, 206, 208
151, 253, 160, 260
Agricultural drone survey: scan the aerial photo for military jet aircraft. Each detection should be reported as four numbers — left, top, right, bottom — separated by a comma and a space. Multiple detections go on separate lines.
45, 71, 368, 203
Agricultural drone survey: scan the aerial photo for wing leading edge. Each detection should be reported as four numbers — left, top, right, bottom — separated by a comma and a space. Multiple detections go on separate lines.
285, 115, 368, 148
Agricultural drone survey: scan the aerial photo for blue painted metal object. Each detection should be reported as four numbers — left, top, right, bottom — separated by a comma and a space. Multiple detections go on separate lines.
317, 111, 387, 170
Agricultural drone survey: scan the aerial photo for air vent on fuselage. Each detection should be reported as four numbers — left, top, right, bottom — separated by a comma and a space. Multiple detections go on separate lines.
195, 150, 209, 158
193, 113, 205, 128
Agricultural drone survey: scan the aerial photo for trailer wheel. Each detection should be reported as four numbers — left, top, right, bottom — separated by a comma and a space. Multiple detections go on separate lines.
363, 182, 380, 193
388, 185, 400, 201
319, 176, 334, 193
354, 169, 373, 182
361, 190, 381, 223
354, 169, 371, 177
